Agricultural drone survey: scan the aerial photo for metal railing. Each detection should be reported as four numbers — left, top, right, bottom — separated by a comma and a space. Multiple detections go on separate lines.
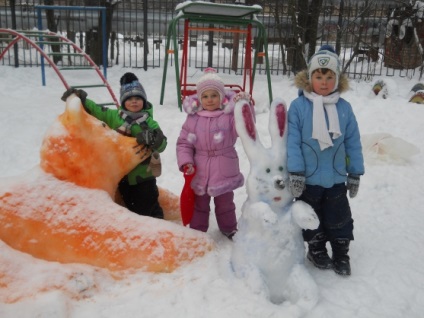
1, 0, 423, 81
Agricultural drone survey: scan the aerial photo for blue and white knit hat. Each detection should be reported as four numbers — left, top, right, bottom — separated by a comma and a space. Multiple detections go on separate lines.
308, 45, 341, 90
119, 72, 147, 106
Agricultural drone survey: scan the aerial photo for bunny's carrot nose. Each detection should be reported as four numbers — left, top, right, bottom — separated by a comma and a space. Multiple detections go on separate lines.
274, 176, 286, 190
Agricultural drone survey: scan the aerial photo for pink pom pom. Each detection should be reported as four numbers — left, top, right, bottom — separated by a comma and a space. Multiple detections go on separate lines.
203, 67, 218, 74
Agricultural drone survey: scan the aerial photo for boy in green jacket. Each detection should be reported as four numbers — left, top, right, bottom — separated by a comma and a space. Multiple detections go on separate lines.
61, 72, 167, 218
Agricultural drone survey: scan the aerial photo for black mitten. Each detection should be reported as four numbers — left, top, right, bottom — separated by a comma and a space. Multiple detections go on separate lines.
136, 128, 155, 146
61, 88, 87, 105
150, 128, 166, 150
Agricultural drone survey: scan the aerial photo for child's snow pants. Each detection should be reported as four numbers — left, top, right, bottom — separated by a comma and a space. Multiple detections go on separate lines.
190, 191, 237, 234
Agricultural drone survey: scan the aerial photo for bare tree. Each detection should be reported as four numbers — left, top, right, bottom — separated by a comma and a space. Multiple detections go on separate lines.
305, 0, 324, 60
286, 0, 325, 73
44, 0, 62, 64
255, 0, 324, 74
85, 0, 120, 67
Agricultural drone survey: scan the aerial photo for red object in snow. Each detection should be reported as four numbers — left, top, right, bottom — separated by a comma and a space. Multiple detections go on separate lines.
180, 166, 196, 226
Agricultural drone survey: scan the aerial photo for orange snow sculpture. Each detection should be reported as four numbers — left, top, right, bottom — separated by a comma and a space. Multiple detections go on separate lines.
0, 95, 213, 272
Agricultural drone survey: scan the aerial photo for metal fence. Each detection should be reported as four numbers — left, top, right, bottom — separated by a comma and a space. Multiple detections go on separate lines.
1, 0, 424, 81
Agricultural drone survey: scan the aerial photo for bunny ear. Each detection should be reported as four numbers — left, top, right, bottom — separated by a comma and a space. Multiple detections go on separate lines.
242, 102, 256, 141
269, 98, 288, 154
234, 99, 256, 140
234, 99, 265, 159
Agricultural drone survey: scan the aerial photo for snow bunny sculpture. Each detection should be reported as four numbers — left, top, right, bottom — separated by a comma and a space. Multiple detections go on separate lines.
231, 98, 319, 311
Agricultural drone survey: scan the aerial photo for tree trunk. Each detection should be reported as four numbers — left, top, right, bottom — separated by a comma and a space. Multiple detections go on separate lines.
9, 0, 19, 67
110, 31, 116, 64
64, 1, 76, 66
44, 0, 62, 64
88, 1, 117, 67
268, 0, 288, 74
306, 0, 324, 60
336, 0, 345, 55
231, 31, 240, 72
288, 0, 307, 73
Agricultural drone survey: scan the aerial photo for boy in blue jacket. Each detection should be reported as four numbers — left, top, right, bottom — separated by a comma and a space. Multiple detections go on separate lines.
287, 45, 364, 276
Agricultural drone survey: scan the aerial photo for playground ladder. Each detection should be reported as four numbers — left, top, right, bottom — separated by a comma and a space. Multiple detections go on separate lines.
0, 29, 119, 108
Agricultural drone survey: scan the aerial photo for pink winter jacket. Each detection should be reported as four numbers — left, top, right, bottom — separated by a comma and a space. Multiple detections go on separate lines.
176, 91, 245, 197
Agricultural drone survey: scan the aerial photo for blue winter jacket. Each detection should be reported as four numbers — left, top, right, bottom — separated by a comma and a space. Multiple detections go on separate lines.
287, 71, 364, 188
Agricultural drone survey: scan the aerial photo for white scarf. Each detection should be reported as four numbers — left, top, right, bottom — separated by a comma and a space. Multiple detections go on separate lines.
304, 91, 342, 151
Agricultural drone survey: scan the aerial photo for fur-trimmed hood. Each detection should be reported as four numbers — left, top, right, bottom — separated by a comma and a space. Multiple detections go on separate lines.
182, 90, 237, 115
294, 70, 350, 94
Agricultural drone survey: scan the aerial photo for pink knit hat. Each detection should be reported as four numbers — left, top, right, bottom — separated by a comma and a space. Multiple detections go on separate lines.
196, 67, 226, 102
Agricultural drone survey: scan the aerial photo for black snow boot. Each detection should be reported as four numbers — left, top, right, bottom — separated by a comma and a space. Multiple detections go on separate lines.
331, 238, 351, 276
307, 233, 333, 270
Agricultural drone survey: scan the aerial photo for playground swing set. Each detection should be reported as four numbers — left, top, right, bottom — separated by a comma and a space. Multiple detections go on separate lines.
159, 1, 273, 110
1, 2, 273, 110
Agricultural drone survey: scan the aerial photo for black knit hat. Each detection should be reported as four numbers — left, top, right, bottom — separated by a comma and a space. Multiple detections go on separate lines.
119, 72, 147, 107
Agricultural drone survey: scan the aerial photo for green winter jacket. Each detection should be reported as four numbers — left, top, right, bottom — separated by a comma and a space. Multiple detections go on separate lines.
84, 98, 167, 185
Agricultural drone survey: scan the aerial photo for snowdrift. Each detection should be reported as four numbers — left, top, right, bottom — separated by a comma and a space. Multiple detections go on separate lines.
361, 132, 420, 163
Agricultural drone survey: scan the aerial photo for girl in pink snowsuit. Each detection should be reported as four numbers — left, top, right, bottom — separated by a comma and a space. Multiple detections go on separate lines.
176, 68, 247, 239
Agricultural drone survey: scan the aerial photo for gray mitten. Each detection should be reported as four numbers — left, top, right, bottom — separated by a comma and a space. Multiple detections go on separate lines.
136, 128, 165, 151
347, 174, 360, 198
289, 173, 306, 198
